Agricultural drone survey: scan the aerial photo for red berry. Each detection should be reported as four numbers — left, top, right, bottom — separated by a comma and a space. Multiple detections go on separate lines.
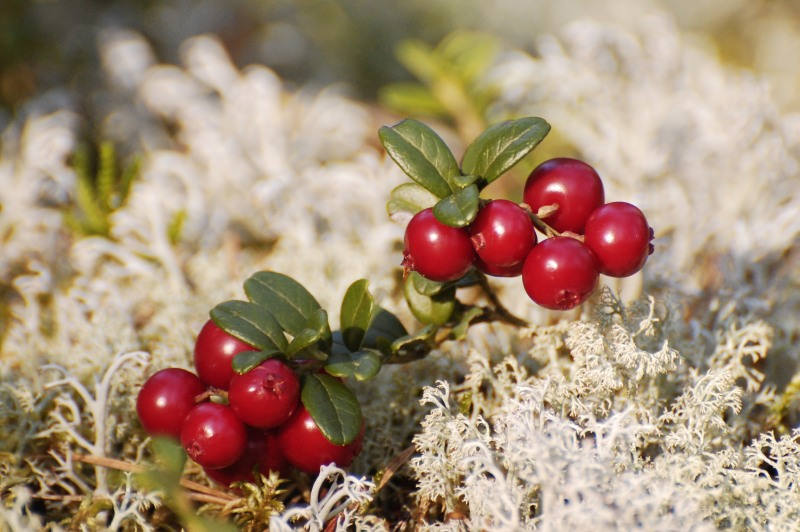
180, 402, 247, 469
136, 368, 205, 439
403, 208, 475, 282
204, 429, 286, 486
469, 200, 536, 269
523, 158, 605, 234
228, 359, 300, 428
194, 319, 258, 390
276, 405, 364, 475
522, 237, 599, 310
474, 256, 524, 277
584, 202, 653, 277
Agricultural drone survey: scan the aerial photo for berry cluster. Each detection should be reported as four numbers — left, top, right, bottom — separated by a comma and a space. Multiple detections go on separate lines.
137, 318, 363, 485
402, 157, 654, 310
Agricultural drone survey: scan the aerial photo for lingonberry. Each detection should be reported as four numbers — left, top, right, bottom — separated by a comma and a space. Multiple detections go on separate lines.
136, 368, 205, 440
402, 208, 475, 282
276, 405, 364, 475
469, 199, 536, 269
204, 429, 286, 486
584, 201, 654, 277
228, 359, 300, 428
474, 256, 524, 277
522, 237, 599, 310
194, 319, 258, 390
523, 158, 605, 234
180, 402, 247, 470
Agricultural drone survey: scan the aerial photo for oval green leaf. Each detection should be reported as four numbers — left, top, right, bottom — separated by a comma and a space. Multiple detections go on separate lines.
404, 273, 456, 326
210, 300, 287, 352
361, 307, 408, 356
301, 373, 362, 446
231, 349, 280, 375
450, 306, 485, 341
324, 347, 382, 381
340, 279, 375, 351
432, 184, 479, 228
286, 308, 331, 358
412, 273, 445, 296
452, 174, 481, 189
378, 119, 459, 198
461, 117, 550, 184
387, 324, 437, 363
386, 182, 439, 220
244, 271, 321, 337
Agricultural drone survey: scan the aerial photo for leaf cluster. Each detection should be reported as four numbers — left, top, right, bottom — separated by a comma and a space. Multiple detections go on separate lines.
211, 272, 420, 446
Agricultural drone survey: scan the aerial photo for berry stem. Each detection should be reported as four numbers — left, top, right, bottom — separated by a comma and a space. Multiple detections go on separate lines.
519, 202, 559, 238
476, 272, 529, 327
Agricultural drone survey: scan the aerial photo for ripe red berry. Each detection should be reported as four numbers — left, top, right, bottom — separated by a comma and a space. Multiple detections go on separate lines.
584, 202, 654, 277
194, 319, 258, 390
204, 429, 286, 486
276, 405, 364, 475
136, 368, 205, 439
522, 237, 599, 310
180, 402, 247, 469
403, 208, 475, 282
228, 359, 300, 428
469, 200, 536, 269
523, 158, 605, 234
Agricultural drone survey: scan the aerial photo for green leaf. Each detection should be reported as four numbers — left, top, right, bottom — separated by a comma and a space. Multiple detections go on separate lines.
244, 271, 322, 337
404, 272, 456, 326
386, 183, 439, 219
301, 374, 362, 446
231, 349, 280, 375
378, 119, 459, 198
452, 174, 481, 189
378, 83, 447, 117
210, 300, 288, 352
433, 184, 480, 228
451, 306, 485, 340
461, 117, 550, 184
388, 324, 437, 361
286, 308, 331, 358
361, 307, 408, 355
324, 347, 382, 381
340, 279, 375, 351
412, 273, 446, 296
396, 40, 440, 84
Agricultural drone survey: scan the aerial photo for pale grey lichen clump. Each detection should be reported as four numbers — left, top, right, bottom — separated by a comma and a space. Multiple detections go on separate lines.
1, 13, 800, 531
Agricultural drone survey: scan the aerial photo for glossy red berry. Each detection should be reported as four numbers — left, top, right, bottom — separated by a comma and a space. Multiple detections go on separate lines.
403, 208, 475, 282
136, 368, 205, 439
204, 429, 286, 486
584, 202, 654, 277
228, 359, 300, 428
469, 200, 536, 269
180, 402, 247, 469
194, 319, 258, 390
276, 405, 364, 475
523, 158, 605, 234
522, 237, 599, 310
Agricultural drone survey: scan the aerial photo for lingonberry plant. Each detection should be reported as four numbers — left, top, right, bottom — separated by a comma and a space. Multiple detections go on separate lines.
380, 117, 654, 316
134, 115, 655, 498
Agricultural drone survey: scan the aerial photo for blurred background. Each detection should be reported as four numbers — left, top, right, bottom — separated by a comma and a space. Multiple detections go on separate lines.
3, 0, 800, 122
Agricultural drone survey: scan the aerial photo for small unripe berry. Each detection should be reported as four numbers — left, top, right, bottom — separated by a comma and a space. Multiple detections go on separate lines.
524, 158, 605, 234
522, 237, 599, 310
403, 208, 475, 282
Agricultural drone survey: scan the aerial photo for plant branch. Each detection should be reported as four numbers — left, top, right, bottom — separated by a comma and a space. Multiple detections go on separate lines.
476, 272, 529, 327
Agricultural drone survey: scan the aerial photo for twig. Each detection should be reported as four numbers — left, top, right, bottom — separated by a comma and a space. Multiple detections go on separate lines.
476, 272, 529, 328
71, 453, 238, 502
375, 445, 415, 493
